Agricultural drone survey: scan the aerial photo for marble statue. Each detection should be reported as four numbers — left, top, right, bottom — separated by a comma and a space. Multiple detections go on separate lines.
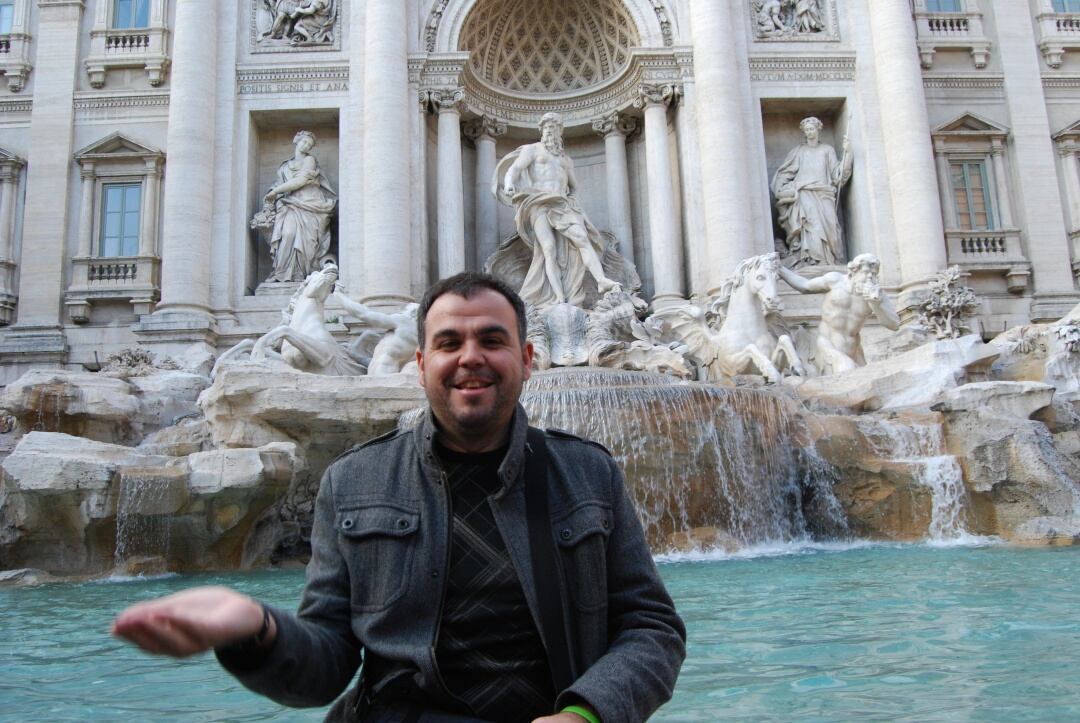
252, 131, 338, 283
657, 253, 805, 384
779, 253, 900, 376
494, 112, 622, 308
587, 290, 693, 378
212, 263, 362, 378
260, 0, 336, 45
333, 291, 419, 375
771, 117, 852, 267
753, 0, 826, 37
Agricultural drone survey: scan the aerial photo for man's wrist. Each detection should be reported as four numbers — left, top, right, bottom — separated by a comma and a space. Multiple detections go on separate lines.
561, 704, 600, 723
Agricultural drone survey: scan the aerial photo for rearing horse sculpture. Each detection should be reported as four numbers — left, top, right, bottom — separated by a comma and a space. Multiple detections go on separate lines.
656, 253, 805, 383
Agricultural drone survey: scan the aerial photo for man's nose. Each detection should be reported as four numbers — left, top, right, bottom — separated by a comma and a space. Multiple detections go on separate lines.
458, 338, 484, 366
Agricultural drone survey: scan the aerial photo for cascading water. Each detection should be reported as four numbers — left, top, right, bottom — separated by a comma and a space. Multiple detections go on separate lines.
114, 474, 174, 570
859, 418, 972, 542
519, 368, 846, 550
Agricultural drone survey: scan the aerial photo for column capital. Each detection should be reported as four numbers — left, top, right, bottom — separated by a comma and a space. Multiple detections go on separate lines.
79, 161, 96, 180
422, 87, 465, 115
592, 112, 638, 139
463, 116, 507, 143
144, 157, 163, 175
633, 83, 681, 110
989, 137, 1006, 155
1058, 139, 1080, 158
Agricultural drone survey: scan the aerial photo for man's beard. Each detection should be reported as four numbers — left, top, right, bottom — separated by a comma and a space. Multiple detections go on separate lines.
542, 132, 564, 155
852, 275, 882, 301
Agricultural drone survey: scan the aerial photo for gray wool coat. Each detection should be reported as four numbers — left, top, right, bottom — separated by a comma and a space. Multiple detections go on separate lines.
219, 405, 686, 722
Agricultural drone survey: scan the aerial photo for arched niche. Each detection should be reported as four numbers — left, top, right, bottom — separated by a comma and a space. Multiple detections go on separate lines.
426, 0, 675, 55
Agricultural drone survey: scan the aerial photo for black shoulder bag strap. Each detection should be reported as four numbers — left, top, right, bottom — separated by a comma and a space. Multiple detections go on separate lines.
525, 427, 575, 695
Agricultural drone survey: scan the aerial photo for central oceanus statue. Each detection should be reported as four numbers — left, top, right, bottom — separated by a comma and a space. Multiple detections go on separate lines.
657, 253, 806, 384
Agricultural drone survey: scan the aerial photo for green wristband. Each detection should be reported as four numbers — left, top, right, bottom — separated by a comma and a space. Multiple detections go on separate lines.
562, 704, 600, 723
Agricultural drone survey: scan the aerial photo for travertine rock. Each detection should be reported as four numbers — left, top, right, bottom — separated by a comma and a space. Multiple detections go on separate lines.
0, 432, 295, 575
797, 334, 999, 411
935, 381, 1055, 420
0, 369, 209, 446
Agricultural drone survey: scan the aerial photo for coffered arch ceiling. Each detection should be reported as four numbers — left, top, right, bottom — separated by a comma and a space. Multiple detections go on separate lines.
459, 0, 642, 95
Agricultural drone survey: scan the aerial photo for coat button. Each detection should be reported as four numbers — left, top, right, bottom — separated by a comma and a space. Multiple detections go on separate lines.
602, 519, 610, 529
341, 518, 354, 530
560, 528, 572, 540
397, 518, 409, 529
431, 570, 439, 578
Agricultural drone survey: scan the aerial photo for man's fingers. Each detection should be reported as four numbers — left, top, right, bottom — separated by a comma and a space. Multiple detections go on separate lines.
114, 615, 211, 657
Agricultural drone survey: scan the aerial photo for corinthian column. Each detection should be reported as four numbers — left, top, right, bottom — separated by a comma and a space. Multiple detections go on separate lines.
153, 0, 218, 321
362, 1, 412, 306
867, 0, 947, 303
635, 84, 684, 306
689, 0, 755, 294
464, 116, 507, 269
592, 112, 637, 266
428, 88, 466, 278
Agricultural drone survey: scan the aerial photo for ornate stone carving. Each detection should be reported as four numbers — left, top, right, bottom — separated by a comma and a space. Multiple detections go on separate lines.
587, 290, 692, 377
460, 0, 640, 94
421, 87, 466, 114
212, 263, 363, 378
493, 112, 627, 309
333, 291, 419, 376
463, 116, 508, 143
250, 131, 338, 283
649, 0, 675, 47
656, 253, 806, 384
633, 83, 680, 109
752, 0, 834, 40
254, 0, 338, 50
425, 0, 451, 53
778, 254, 901, 376
917, 266, 981, 340
591, 112, 638, 139
771, 116, 852, 267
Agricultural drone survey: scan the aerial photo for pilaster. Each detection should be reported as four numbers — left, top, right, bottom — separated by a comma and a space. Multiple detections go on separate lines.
592, 112, 637, 268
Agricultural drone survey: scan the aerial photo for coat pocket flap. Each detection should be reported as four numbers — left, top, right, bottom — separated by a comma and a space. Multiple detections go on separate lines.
552, 503, 613, 547
337, 503, 420, 538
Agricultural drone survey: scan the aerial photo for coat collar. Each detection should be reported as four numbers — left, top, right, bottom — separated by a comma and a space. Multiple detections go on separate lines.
415, 403, 530, 494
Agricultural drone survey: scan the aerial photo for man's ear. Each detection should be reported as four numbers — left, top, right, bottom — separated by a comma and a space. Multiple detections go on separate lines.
416, 347, 425, 385
521, 341, 534, 380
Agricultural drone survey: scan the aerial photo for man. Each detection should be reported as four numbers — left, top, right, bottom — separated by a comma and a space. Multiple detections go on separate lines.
113, 272, 686, 722
771, 116, 853, 267
778, 253, 900, 375
496, 113, 622, 308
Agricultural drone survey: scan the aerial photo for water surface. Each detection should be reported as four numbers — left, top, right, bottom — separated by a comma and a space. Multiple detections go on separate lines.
3, 543, 1079, 721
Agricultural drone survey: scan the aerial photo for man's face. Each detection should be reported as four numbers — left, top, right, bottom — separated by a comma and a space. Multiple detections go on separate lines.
417, 289, 533, 452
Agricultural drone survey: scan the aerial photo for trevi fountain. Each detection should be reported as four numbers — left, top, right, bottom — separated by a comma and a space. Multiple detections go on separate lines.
1, 0, 1080, 719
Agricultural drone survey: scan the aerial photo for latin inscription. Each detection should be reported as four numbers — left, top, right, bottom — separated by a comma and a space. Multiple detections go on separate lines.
239, 80, 349, 95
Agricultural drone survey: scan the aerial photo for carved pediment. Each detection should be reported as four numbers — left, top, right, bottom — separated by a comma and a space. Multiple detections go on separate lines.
0, 146, 25, 167
1053, 119, 1080, 142
933, 112, 1009, 137
75, 132, 163, 163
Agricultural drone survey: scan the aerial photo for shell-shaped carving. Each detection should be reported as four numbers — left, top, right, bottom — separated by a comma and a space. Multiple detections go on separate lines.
460, 0, 641, 94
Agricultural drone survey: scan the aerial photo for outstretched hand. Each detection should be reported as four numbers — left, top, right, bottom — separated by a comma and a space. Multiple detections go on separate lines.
111, 586, 272, 658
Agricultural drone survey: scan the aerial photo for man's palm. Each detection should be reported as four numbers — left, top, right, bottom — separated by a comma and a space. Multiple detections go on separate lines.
112, 586, 266, 657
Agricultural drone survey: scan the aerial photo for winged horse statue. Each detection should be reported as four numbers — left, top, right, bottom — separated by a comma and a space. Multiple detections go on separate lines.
655, 252, 806, 383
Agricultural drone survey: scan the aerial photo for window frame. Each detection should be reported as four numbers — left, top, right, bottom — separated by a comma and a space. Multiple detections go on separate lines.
111, 0, 150, 30
949, 158, 996, 231
98, 180, 143, 258
0, 0, 14, 36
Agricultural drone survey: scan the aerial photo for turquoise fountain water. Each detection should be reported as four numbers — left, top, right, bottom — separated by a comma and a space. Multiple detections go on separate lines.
3, 543, 1080, 721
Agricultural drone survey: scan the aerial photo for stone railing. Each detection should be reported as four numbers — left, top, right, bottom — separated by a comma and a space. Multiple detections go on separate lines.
85, 25, 168, 88
0, 32, 30, 91
104, 30, 152, 53
915, 8, 990, 68
65, 255, 160, 323
945, 229, 1031, 292
1037, 12, 1080, 67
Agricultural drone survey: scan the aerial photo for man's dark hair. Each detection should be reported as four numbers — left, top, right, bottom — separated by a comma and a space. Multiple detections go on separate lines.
417, 271, 528, 347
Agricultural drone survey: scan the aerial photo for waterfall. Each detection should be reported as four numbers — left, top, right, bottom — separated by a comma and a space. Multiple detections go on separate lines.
521, 369, 840, 550
114, 474, 173, 570
860, 418, 972, 542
